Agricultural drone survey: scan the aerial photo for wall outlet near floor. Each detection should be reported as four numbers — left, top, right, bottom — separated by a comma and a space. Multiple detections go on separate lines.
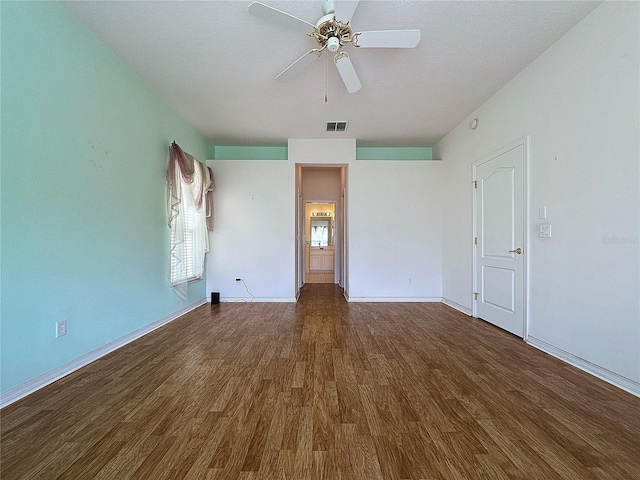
56, 320, 67, 338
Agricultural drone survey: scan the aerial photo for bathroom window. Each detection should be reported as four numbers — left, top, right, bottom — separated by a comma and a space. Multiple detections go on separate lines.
311, 220, 329, 247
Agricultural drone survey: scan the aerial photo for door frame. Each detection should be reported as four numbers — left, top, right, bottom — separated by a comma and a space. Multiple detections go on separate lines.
296, 187, 304, 293
295, 165, 348, 296
472, 135, 530, 340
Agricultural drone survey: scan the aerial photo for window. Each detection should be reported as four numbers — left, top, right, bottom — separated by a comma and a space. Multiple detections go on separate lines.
311, 220, 329, 247
167, 142, 213, 297
169, 176, 208, 289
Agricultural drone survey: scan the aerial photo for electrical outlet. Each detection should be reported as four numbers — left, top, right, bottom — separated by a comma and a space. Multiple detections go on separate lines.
56, 320, 67, 338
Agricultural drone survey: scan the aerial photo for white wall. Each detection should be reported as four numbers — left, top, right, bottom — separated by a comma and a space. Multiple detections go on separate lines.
435, 2, 640, 390
290, 139, 444, 301
206, 140, 445, 303
302, 168, 342, 201
289, 139, 355, 165
348, 160, 444, 301
206, 160, 296, 301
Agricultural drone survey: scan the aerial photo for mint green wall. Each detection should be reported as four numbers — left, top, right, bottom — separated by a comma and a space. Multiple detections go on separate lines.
213, 146, 433, 161
1, 2, 211, 394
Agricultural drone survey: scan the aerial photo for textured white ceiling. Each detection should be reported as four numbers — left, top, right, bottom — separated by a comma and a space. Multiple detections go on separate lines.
63, 1, 600, 147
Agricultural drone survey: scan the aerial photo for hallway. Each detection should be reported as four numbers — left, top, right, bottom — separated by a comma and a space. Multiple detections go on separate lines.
304, 272, 335, 284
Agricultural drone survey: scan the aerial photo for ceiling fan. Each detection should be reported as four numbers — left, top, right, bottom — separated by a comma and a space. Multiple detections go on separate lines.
248, 0, 421, 94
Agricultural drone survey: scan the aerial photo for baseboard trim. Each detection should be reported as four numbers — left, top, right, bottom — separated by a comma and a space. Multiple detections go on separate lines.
0, 298, 208, 409
527, 336, 640, 398
442, 298, 473, 316
348, 297, 442, 303
220, 297, 297, 303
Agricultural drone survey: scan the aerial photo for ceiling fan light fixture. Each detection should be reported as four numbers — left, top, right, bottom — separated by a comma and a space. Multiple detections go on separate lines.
327, 36, 340, 52
313, 15, 354, 53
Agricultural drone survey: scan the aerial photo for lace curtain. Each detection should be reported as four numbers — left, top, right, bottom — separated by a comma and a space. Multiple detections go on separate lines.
166, 141, 214, 298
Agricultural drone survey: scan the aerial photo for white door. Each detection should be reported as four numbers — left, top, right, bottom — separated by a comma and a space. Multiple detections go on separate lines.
474, 138, 527, 337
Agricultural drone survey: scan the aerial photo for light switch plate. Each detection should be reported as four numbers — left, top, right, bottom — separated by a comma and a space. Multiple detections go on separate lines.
538, 207, 547, 220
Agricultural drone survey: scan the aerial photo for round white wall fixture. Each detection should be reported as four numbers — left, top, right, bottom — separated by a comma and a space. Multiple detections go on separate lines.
470, 118, 479, 130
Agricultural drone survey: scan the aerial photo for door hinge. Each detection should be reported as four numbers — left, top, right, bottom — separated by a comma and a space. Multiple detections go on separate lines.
473, 180, 477, 188
474, 237, 477, 245
474, 292, 478, 300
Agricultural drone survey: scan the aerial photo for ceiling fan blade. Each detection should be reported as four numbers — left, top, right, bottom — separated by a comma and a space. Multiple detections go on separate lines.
248, 2, 315, 35
334, 53, 362, 93
334, 0, 359, 23
275, 50, 322, 82
354, 29, 421, 48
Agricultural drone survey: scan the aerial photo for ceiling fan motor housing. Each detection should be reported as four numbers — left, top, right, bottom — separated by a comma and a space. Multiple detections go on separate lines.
314, 13, 354, 53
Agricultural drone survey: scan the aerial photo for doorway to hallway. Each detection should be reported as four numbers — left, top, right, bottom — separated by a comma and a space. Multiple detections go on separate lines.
295, 165, 347, 296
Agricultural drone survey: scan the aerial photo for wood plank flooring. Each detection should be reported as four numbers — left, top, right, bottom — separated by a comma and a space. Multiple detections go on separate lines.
2, 284, 640, 479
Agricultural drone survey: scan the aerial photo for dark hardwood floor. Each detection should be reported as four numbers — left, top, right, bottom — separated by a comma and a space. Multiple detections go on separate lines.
2, 284, 639, 479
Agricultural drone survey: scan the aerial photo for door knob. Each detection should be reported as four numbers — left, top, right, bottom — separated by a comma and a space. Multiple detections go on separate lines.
509, 248, 522, 254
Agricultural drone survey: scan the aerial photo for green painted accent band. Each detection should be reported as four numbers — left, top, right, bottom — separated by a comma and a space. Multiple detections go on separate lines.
356, 147, 433, 161
212, 146, 433, 161
214, 146, 288, 160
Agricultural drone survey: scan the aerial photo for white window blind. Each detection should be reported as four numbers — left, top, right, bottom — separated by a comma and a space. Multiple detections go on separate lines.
170, 209, 197, 285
